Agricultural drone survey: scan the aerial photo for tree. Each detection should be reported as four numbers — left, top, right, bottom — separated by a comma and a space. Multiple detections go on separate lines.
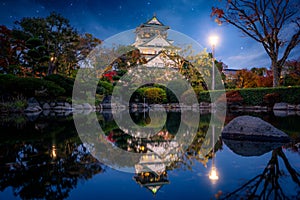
234, 69, 258, 88
282, 58, 300, 85
0, 25, 26, 75
233, 68, 273, 88
254, 68, 273, 87
211, 0, 300, 87
13, 12, 101, 77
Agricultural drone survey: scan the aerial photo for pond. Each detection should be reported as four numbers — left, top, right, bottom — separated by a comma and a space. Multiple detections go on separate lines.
0, 110, 299, 200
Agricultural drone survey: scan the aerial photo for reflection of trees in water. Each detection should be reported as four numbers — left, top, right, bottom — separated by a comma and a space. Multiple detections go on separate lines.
0, 137, 104, 199
0, 143, 103, 199
220, 145, 300, 200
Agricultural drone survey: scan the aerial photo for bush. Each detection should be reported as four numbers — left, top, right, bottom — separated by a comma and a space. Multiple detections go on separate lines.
197, 86, 300, 106
0, 74, 65, 98
238, 87, 300, 105
97, 81, 113, 95
144, 87, 167, 104
44, 74, 74, 96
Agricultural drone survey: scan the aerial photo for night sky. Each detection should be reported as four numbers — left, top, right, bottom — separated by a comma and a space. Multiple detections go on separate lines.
1, 0, 299, 69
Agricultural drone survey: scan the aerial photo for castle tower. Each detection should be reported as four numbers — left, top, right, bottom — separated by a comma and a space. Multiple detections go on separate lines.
133, 15, 174, 59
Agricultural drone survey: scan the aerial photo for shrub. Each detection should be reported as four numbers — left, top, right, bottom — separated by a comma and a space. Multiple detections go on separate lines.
97, 81, 113, 95
197, 86, 300, 106
44, 74, 74, 96
0, 74, 65, 98
144, 87, 167, 104
239, 87, 300, 105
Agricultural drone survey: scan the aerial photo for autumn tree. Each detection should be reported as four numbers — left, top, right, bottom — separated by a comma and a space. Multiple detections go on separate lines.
234, 69, 257, 88
282, 58, 300, 85
233, 67, 273, 88
211, 0, 300, 87
0, 25, 26, 75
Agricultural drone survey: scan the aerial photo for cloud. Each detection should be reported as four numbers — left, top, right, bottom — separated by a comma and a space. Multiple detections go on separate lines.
224, 47, 270, 69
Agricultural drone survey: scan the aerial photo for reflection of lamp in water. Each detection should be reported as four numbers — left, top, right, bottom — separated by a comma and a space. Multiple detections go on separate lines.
209, 162, 219, 181
209, 125, 219, 183
51, 145, 57, 159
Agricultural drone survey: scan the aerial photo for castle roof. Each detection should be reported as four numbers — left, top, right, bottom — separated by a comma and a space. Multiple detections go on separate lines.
139, 15, 169, 29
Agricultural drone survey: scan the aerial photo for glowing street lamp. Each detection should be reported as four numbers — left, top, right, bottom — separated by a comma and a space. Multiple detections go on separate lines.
209, 35, 219, 90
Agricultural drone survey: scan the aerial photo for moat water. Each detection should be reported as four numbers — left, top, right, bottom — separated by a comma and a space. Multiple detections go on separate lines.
0, 110, 299, 200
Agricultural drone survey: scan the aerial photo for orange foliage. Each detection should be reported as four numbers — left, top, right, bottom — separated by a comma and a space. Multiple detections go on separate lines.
234, 68, 273, 88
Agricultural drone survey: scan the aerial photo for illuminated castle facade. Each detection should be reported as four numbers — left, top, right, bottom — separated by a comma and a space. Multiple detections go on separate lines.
133, 15, 177, 68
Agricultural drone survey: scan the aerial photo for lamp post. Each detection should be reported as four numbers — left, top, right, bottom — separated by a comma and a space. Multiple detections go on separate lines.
208, 35, 219, 183
209, 36, 218, 90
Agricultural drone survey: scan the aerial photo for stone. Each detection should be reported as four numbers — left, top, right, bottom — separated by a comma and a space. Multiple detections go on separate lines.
73, 104, 83, 110
25, 111, 41, 121
42, 103, 51, 110
42, 110, 50, 116
287, 104, 296, 110
273, 102, 288, 110
54, 106, 66, 110
27, 97, 40, 107
57, 102, 64, 106
25, 106, 42, 113
199, 102, 210, 108
64, 102, 71, 108
273, 110, 288, 117
222, 115, 290, 142
50, 102, 56, 107
82, 103, 93, 110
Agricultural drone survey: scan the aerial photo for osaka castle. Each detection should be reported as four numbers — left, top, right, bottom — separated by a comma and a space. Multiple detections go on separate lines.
132, 15, 178, 69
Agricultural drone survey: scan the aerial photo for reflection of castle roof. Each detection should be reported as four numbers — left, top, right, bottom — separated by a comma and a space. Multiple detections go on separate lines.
135, 153, 166, 175
146, 141, 179, 160
134, 171, 169, 195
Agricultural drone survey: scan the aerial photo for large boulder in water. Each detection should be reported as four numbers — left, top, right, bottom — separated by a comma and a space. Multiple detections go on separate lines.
222, 115, 290, 142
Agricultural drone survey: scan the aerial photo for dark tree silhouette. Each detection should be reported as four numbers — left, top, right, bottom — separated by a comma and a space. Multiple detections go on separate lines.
220, 147, 300, 199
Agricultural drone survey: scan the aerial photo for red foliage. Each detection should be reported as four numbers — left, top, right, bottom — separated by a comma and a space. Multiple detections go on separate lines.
255, 70, 273, 87
216, 90, 243, 105
103, 71, 117, 81
211, 7, 225, 18
226, 90, 243, 103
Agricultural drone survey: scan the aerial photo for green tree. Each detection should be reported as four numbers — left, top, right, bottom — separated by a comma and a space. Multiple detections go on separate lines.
211, 0, 300, 87
13, 12, 101, 77
144, 87, 167, 104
